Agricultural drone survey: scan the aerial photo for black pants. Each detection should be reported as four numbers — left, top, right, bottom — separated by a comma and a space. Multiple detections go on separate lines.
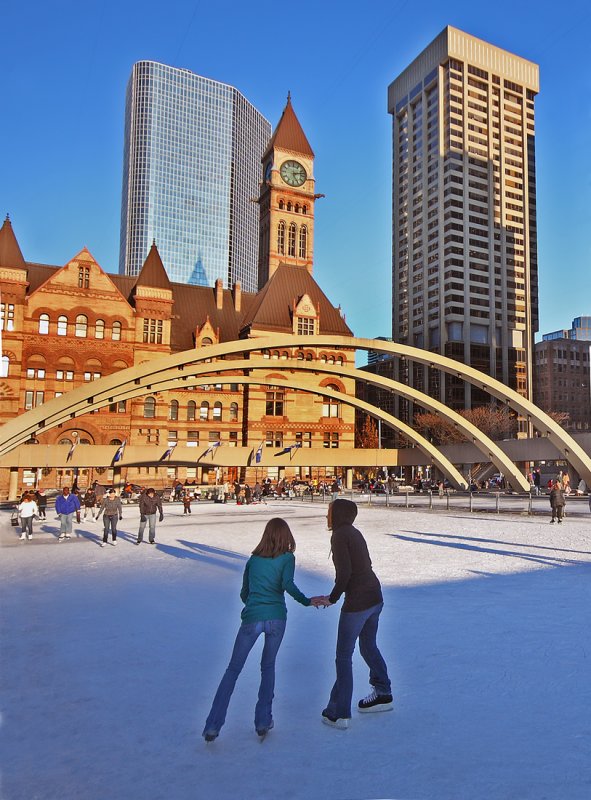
551, 506, 564, 521
103, 515, 118, 541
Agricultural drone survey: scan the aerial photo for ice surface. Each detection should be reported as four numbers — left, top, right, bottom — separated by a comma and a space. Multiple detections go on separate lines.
1, 500, 590, 800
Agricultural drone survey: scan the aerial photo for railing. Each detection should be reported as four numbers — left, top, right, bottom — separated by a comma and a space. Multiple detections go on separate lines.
287, 488, 591, 519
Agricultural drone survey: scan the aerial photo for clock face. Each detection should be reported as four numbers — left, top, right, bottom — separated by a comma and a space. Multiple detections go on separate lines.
280, 160, 307, 187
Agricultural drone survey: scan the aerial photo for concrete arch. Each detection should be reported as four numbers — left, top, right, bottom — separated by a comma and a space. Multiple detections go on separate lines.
0, 334, 588, 487
70, 374, 470, 490
94, 357, 529, 491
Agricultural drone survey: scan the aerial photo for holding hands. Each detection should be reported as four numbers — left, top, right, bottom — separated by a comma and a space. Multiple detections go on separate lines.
310, 595, 332, 608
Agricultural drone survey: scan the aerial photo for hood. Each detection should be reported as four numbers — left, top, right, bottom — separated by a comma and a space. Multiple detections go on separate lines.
331, 498, 358, 530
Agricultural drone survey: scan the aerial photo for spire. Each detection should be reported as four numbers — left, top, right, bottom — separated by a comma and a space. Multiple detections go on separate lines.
0, 215, 26, 268
133, 241, 172, 291
263, 95, 314, 160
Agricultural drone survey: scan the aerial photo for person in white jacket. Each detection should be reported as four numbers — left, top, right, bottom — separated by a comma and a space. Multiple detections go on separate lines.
18, 492, 39, 540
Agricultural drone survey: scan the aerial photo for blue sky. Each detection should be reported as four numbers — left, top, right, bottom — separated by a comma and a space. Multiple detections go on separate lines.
1, 0, 589, 340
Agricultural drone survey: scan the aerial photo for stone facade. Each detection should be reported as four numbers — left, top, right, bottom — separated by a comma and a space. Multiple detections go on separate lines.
0, 100, 356, 497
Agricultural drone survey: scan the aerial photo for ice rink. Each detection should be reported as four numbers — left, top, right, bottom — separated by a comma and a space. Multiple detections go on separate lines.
1, 498, 590, 800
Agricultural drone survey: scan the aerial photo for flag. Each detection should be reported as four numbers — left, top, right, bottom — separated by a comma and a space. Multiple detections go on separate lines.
159, 443, 177, 462
273, 442, 302, 459
112, 439, 127, 464
65, 440, 78, 463
201, 440, 221, 459
255, 441, 264, 464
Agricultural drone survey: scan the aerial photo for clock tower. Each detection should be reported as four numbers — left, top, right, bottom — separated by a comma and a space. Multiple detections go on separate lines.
258, 94, 316, 288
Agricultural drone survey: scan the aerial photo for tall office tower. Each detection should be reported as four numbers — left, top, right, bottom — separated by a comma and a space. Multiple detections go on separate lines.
388, 27, 539, 418
119, 61, 271, 290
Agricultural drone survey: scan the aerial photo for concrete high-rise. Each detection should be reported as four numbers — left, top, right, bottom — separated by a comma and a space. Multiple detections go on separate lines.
387, 27, 539, 418
119, 61, 271, 290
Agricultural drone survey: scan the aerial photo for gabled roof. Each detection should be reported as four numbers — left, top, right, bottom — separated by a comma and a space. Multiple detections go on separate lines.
239, 264, 352, 337
263, 94, 314, 160
0, 216, 26, 269
133, 242, 172, 292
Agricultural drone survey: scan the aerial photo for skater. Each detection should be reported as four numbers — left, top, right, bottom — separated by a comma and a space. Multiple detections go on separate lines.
183, 491, 192, 514
549, 480, 565, 524
331, 479, 340, 502
318, 498, 392, 730
82, 486, 97, 521
136, 488, 163, 544
96, 488, 123, 546
202, 518, 322, 742
55, 486, 81, 541
34, 488, 47, 520
17, 492, 39, 540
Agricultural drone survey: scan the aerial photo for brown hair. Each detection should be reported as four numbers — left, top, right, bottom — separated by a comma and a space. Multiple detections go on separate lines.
252, 518, 296, 558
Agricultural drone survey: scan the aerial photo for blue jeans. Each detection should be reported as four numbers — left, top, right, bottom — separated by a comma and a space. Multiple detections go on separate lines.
203, 619, 286, 735
325, 602, 390, 720
103, 514, 118, 542
59, 512, 74, 535
137, 513, 157, 543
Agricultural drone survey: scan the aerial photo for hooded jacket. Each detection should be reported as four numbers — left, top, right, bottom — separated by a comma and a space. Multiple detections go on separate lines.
328, 499, 383, 612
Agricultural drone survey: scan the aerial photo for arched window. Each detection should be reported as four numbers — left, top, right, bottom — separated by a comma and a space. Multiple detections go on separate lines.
57, 316, 68, 336
320, 354, 327, 363
287, 202, 292, 212
297, 351, 304, 360
327, 355, 335, 365
277, 221, 285, 255
95, 319, 105, 339
302, 205, 308, 215
109, 438, 122, 446
295, 204, 301, 213
299, 225, 307, 258
112, 321, 122, 341
213, 401, 222, 421
271, 350, 279, 360
278, 199, 285, 210
305, 352, 313, 361
75, 315, 88, 337
38, 314, 50, 335
262, 349, 270, 359
144, 396, 156, 418
1, 355, 9, 378
336, 356, 343, 366
229, 402, 238, 422
187, 401, 196, 421
280, 351, 288, 360
169, 400, 179, 421
322, 385, 341, 418
288, 223, 296, 256
200, 401, 209, 420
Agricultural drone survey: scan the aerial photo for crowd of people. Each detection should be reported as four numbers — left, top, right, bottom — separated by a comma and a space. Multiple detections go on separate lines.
13, 483, 164, 546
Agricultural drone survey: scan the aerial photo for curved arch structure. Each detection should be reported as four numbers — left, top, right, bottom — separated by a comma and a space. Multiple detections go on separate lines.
68, 358, 529, 491
1, 335, 589, 488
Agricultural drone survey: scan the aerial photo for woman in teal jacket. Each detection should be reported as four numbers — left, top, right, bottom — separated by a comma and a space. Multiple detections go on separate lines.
203, 517, 318, 741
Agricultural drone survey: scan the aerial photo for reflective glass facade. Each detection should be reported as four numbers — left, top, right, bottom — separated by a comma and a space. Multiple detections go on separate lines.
119, 62, 270, 290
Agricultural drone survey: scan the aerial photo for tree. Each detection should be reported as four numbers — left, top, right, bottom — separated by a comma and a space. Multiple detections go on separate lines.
355, 415, 379, 448
414, 404, 519, 444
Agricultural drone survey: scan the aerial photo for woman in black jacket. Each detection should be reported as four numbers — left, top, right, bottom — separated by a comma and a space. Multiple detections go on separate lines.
319, 498, 392, 729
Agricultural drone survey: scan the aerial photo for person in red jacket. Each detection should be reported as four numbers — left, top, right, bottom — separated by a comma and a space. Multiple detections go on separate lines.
318, 498, 392, 729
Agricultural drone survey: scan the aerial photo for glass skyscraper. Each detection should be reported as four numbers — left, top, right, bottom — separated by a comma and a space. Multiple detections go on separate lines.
119, 61, 271, 290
